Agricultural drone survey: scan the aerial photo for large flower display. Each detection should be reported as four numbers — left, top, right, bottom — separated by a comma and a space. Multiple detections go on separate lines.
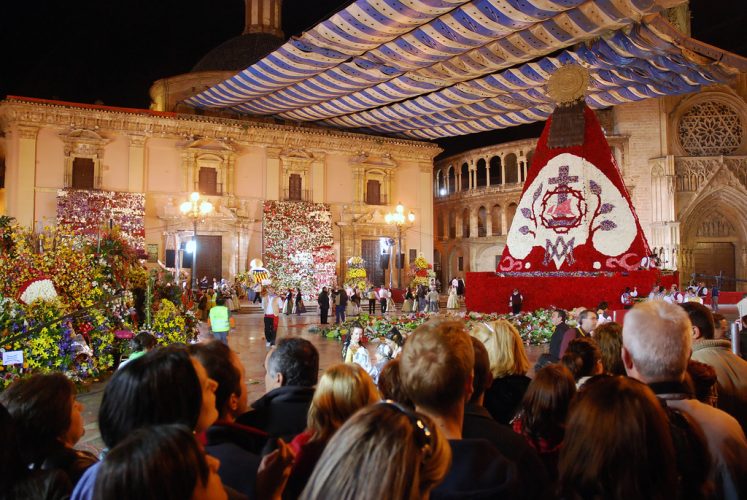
0, 219, 195, 389
263, 201, 336, 298
57, 189, 146, 252
408, 255, 434, 288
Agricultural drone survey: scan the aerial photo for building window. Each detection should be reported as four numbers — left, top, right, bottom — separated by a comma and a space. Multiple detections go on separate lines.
71, 157, 95, 189
458, 256, 464, 271
199, 167, 219, 195
288, 173, 303, 201
0, 158, 5, 189
409, 249, 417, 263
366, 179, 382, 205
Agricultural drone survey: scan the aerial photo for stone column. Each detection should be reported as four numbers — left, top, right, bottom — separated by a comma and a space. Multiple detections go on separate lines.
12, 125, 39, 227
265, 147, 282, 200
418, 162, 434, 264
501, 154, 506, 185
501, 208, 508, 236
128, 134, 147, 192
470, 207, 478, 238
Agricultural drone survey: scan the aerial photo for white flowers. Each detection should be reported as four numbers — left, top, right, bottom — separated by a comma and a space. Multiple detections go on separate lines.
19, 279, 58, 304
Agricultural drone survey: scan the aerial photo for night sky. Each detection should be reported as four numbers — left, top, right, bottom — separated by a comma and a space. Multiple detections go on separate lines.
2, 0, 744, 156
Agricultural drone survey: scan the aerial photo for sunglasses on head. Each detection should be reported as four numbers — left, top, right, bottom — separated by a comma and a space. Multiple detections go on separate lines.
379, 400, 433, 458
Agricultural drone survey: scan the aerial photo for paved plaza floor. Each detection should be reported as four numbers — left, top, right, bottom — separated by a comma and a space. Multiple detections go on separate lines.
75, 307, 546, 454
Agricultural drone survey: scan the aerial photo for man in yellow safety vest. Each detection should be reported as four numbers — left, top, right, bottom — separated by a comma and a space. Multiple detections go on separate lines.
208, 296, 235, 345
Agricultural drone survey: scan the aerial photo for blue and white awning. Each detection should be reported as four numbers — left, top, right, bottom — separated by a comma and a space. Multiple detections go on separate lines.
185, 0, 747, 139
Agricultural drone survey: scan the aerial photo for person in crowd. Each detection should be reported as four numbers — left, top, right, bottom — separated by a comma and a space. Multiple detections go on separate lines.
118, 331, 156, 370
541, 308, 573, 367
576, 309, 598, 337
335, 286, 348, 323
1, 403, 72, 499
206, 288, 217, 313
446, 284, 458, 310
557, 376, 678, 500
711, 284, 720, 312
189, 341, 266, 497
456, 277, 465, 300
681, 302, 747, 433
238, 338, 319, 449
562, 337, 604, 388
283, 289, 294, 315
294, 287, 306, 315
509, 288, 523, 315
376, 358, 414, 409
208, 296, 235, 345
316, 287, 329, 325
593, 321, 625, 375
417, 284, 428, 313
741, 315, 747, 360
596, 301, 611, 324
0, 373, 96, 489
512, 364, 576, 481
285, 363, 379, 499
648, 285, 661, 300
471, 319, 531, 425
712, 313, 729, 340
378, 286, 388, 314
350, 288, 361, 315
401, 287, 415, 313
463, 338, 550, 497
342, 322, 373, 375
262, 287, 283, 347
665, 284, 684, 304
427, 287, 439, 313
300, 402, 450, 500
94, 424, 229, 500
620, 286, 638, 309
400, 320, 521, 498
71, 345, 221, 500
366, 285, 377, 315
622, 300, 747, 500
686, 359, 719, 407
197, 290, 209, 321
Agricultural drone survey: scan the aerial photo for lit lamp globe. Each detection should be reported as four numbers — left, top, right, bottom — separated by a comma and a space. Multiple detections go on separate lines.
199, 201, 213, 215
408, 211, 415, 223
190, 191, 200, 202
180, 201, 192, 214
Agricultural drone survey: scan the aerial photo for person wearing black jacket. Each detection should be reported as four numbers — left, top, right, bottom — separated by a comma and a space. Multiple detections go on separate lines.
237, 338, 319, 454
317, 287, 329, 324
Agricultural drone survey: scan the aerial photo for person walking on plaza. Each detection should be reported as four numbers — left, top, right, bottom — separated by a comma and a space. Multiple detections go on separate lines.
317, 287, 330, 324
334, 287, 348, 324
262, 288, 283, 347
711, 284, 720, 312
417, 284, 427, 313
366, 286, 377, 314
509, 289, 523, 315
446, 285, 459, 309
208, 296, 234, 345
379, 286, 388, 315
427, 287, 440, 313
294, 287, 306, 315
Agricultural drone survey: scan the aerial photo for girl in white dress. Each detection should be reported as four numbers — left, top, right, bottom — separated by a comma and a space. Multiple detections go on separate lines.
447, 285, 459, 309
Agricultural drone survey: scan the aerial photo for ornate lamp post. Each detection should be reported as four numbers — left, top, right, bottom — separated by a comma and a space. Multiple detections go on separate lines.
180, 192, 213, 289
385, 203, 415, 288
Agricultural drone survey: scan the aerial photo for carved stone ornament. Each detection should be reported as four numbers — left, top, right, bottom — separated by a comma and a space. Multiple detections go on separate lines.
678, 101, 744, 156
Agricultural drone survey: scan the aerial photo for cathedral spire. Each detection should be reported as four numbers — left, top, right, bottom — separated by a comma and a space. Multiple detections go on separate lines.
244, 0, 283, 37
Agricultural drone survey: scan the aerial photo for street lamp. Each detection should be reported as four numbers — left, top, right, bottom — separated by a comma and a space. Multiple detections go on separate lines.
385, 202, 415, 288
180, 192, 214, 289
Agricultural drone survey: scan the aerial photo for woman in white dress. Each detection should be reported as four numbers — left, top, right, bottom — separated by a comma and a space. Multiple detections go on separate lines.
446, 285, 459, 309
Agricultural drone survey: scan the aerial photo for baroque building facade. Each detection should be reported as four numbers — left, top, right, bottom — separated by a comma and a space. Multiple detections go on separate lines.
434, 76, 747, 291
0, 97, 439, 285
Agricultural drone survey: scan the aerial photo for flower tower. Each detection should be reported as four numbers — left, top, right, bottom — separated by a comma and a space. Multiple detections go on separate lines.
409, 255, 433, 288
344, 256, 367, 291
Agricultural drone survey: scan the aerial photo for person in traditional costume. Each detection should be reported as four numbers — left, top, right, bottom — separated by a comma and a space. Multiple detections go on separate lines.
294, 287, 306, 315
447, 285, 459, 310
283, 289, 293, 315
317, 287, 330, 324
401, 288, 414, 313
342, 324, 372, 375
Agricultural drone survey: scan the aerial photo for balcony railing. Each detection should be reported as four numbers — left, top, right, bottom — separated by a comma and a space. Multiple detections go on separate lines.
365, 193, 388, 205
283, 188, 311, 202
435, 182, 523, 202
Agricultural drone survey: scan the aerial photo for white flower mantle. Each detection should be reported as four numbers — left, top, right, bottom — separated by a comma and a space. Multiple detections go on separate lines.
506, 153, 637, 270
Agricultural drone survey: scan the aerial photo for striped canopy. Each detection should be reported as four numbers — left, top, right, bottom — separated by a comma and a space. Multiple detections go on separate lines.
186, 0, 747, 140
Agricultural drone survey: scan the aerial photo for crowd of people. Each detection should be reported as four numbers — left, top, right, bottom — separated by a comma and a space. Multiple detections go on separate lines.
3, 294, 746, 499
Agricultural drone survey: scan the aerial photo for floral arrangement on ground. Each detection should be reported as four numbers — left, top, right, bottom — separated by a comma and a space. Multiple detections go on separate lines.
0, 219, 195, 389
309, 309, 556, 346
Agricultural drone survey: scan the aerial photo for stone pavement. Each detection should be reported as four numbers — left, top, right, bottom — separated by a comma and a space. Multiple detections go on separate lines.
75, 307, 545, 455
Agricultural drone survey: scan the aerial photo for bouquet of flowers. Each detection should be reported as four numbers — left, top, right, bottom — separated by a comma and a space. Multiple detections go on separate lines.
408, 255, 433, 288
344, 256, 367, 291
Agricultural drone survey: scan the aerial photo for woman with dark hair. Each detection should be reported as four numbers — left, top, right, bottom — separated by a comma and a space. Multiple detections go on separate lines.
594, 322, 625, 376
561, 337, 603, 388
0, 373, 97, 487
511, 364, 576, 480
377, 358, 414, 409
71, 345, 219, 500
94, 424, 227, 500
0, 403, 72, 499
558, 376, 678, 500
300, 402, 450, 500
294, 287, 306, 315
